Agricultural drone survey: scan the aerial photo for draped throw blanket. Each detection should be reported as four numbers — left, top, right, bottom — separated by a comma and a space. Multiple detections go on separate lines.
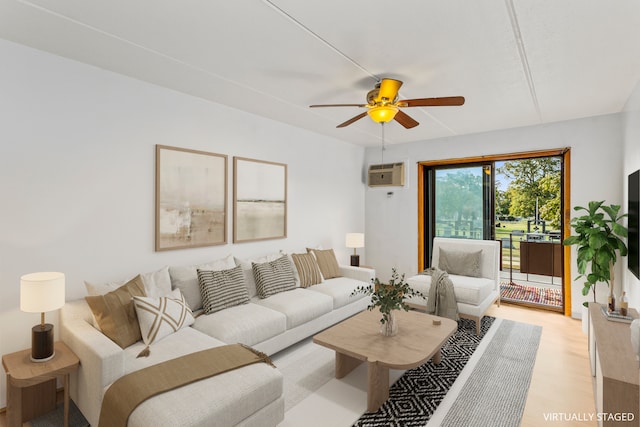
99, 343, 275, 427
425, 268, 459, 321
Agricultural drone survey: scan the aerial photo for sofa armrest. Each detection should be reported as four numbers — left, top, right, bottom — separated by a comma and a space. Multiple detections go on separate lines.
60, 300, 124, 394
339, 265, 375, 283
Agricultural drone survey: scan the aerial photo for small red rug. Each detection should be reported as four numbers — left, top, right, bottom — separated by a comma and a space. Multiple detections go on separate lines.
500, 282, 563, 308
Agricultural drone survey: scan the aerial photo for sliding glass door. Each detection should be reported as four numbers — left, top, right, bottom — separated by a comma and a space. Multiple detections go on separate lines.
424, 164, 494, 264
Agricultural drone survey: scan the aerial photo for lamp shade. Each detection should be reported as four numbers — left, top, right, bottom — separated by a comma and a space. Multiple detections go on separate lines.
345, 233, 365, 249
20, 272, 65, 313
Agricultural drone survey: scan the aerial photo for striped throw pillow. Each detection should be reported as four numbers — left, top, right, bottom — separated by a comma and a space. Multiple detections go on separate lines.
252, 256, 296, 298
308, 248, 342, 279
197, 265, 249, 314
291, 253, 323, 288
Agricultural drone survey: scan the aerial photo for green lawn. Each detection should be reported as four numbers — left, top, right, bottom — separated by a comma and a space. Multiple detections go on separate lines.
496, 220, 528, 269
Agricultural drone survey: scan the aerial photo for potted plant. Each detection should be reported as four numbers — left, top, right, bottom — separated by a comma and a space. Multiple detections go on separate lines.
563, 201, 628, 315
351, 268, 425, 336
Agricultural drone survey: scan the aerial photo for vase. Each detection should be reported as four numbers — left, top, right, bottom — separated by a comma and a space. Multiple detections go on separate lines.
380, 310, 398, 336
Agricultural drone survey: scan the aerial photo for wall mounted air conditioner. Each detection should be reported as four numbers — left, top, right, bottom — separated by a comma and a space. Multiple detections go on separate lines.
368, 162, 405, 187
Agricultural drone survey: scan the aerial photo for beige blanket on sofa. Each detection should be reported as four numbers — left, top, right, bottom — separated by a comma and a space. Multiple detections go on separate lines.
99, 344, 274, 427
425, 268, 459, 321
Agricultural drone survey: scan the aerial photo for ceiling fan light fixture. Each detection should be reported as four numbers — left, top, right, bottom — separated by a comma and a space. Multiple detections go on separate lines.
367, 105, 398, 123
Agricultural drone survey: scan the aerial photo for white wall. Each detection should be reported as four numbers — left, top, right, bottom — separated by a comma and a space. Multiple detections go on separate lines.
0, 39, 366, 407
622, 81, 640, 310
364, 115, 624, 319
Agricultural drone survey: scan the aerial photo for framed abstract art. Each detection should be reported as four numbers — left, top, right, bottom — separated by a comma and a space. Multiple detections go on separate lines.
156, 145, 227, 251
233, 157, 287, 243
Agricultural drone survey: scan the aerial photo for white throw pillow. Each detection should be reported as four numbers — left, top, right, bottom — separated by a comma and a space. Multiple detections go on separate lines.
133, 289, 195, 346
84, 266, 172, 299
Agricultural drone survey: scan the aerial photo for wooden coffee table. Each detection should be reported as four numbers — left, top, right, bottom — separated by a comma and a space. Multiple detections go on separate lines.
313, 309, 457, 412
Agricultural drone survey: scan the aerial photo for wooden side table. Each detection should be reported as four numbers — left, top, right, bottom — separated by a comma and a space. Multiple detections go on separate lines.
2, 341, 79, 427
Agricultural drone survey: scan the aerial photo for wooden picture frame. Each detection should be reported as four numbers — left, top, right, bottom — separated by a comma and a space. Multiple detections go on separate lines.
155, 145, 227, 251
233, 157, 287, 243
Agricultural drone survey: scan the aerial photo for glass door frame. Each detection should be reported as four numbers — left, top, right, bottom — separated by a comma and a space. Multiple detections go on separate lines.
417, 148, 572, 316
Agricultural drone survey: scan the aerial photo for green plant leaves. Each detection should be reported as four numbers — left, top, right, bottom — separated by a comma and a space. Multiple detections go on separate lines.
350, 268, 425, 317
564, 201, 628, 303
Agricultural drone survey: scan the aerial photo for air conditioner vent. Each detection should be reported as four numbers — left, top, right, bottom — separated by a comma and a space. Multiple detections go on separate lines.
368, 162, 405, 187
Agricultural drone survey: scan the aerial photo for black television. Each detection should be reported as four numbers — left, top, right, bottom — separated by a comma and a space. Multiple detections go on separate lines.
629, 169, 640, 279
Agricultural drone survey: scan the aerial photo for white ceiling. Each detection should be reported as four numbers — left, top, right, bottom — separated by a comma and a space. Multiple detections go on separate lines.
1, 0, 639, 146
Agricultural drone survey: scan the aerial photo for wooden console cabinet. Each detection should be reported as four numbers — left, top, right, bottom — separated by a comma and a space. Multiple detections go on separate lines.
588, 303, 639, 426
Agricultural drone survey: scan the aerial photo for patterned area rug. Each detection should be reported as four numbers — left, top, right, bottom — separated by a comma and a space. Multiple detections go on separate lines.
353, 317, 495, 427
500, 282, 563, 308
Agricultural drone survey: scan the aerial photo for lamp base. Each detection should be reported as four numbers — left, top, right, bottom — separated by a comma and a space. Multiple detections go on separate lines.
350, 254, 360, 267
31, 323, 54, 362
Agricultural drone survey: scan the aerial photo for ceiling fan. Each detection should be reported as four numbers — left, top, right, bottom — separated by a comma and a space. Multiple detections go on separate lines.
310, 78, 464, 129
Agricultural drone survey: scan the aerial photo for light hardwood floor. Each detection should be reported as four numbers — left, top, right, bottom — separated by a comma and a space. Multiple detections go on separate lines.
0, 303, 596, 427
486, 303, 596, 427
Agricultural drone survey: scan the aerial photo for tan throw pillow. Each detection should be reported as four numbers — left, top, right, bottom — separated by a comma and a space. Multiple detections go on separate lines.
133, 289, 195, 346
438, 248, 482, 278
291, 253, 323, 288
308, 248, 342, 279
85, 275, 146, 349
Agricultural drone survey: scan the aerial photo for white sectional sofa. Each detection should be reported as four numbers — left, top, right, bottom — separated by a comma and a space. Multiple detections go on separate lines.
405, 237, 500, 334
60, 251, 374, 427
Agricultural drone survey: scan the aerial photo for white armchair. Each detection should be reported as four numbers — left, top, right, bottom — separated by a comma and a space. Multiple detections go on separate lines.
406, 237, 501, 334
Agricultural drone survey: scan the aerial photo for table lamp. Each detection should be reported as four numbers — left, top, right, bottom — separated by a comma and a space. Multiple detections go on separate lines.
345, 233, 365, 267
20, 272, 65, 362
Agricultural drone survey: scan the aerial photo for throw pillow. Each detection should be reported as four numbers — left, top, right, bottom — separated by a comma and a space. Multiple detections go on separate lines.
84, 266, 172, 299
85, 275, 147, 349
133, 289, 195, 346
169, 254, 236, 311
252, 256, 296, 298
308, 248, 342, 279
234, 253, 284, 298
438, 248, 483, 278
197, 265, 249, 314
291, 253, 323, 288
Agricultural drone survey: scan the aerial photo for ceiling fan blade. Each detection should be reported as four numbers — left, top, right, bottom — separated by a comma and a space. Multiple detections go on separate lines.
377, 78, 403, 102
394, 110, 419, 129
398, 96, 465, 107
336, 112, 368, 128
310, 104, 367, 108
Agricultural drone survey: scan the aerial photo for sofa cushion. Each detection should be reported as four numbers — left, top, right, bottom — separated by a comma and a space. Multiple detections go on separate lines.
169, 254, 236, 311
253, 288, 333, 329
192, 302, 287, 346
438, 248, 482, 278
406, 273, 494, 306
305, 277, 367, 309
308, 248, 342, 279
85, 275, 147, 349
197, 265, 249, 314
133, 289, 195, 346
119, 327, 283, 427
85, 266, 172, 299
252, 256, 297, 298
291, 253, 323, 288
